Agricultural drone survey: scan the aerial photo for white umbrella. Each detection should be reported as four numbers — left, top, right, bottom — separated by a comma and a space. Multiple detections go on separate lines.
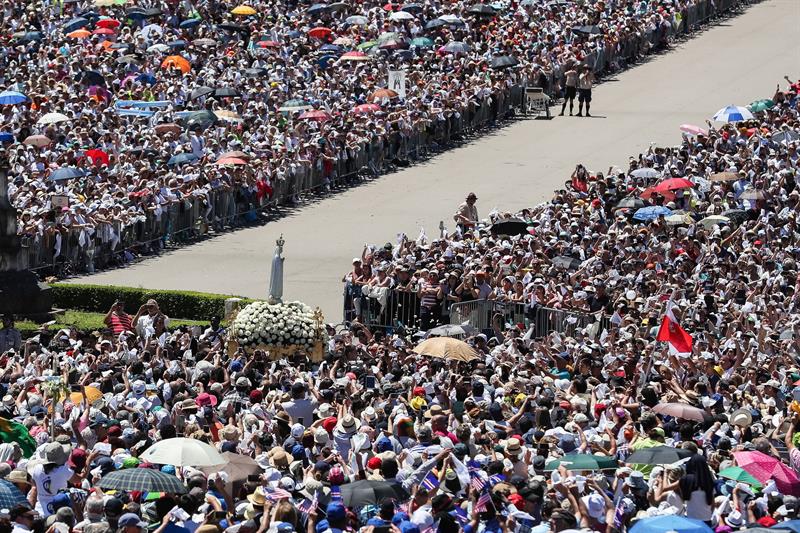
712, 105, 754, 123
37, 112, 69, 125
390, 11, 414, 21
140, 24, 164, 42
630, 168, 659, 179
147, 43, 170, 53
139, 438, 228, 467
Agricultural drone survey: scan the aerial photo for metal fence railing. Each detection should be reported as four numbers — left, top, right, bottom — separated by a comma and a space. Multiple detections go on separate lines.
23, 0, 751, 279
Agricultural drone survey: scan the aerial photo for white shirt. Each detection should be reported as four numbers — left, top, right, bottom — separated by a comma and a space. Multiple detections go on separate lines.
30, 463, 73, 517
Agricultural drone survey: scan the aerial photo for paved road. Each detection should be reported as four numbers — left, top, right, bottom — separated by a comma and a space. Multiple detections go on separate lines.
70, 0, 800, 321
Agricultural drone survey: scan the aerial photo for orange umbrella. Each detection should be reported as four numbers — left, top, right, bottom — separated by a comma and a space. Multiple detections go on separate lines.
67, 29, 92, 39
161, 55, 191, 74
69, 386, 103, 407
215, 157, 248, 165
368, 88, 398, 102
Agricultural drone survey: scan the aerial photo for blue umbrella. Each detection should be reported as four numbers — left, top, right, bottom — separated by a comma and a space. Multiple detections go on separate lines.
0, 132, 13, 143
63, 16, 89, 32
394, 50, 415, 61
633, 206, 672, 221
168, 40, 187, 49
345, 15, 368, 26
179, 18, 202, 29
136, 73, 157, 85
629, 516, 712, 533
320, 44, 342, 54
712, 105, 754, 123
168, 153, 198, 166
424, 19, 448, 30
50, 167, 85, 181
317, 55, 337, 69
308, 3, 329, 15
0, 91, 28, 105
0, 479, 27, 509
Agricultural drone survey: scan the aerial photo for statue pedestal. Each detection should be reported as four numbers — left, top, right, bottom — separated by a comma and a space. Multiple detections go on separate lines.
0, 270, 52, 321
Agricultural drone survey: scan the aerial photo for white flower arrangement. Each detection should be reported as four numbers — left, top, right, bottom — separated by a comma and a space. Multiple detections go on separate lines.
233, 300, 326, 349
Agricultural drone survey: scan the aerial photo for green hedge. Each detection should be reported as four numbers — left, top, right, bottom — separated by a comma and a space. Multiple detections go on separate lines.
51, 284, 254, 321
17, 311, 207, 336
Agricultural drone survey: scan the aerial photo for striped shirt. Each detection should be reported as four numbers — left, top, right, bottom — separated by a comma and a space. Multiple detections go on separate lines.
108, 312, 133, 335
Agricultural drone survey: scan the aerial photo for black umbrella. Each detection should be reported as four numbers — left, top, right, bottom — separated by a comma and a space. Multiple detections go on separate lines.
143, 7, 163, 17
616, 197, 646, 210
339, 480, 408, 507
490, 218, 528, 236
625, 446, 692, 465
721, 209, 751, 224
190, 86, 215, 100
467, 4, 497, 16
552, 256, 582, 271
424, 19, 448, 30
126, 7, 147, 18
217, 23, 249, 34
427, 324, 479, 337
98, 469, 187, 494
401, 3, 423, 13
183, 110, 218, 130
63, 17, 89, 32
213, 87, 240, 98
573, 25, 603, 35
80, 70, 106, 87
490, 55, 519, 69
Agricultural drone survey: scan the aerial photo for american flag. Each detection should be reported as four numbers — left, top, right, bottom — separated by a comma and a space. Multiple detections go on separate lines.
330, 485, 343, 503
470, 473, 486, 493
421, 472, 440, 491
475, 490, 492, 513
395, 501, 409, 514
265, 487, 292, 501
297, 491, 318, 517
466, 460, 482, 473
450, 507, 469, 526
612, 498, 626, 531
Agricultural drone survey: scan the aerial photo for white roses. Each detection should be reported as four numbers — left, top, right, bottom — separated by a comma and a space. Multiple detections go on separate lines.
233, 300, 324, 348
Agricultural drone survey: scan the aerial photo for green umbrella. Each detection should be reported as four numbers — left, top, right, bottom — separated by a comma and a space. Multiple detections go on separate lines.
748, 99, 775, 113
718, 466, 763, 489
357, 40, 377, 51
410, 37, 434, 48
545, 453, 619, 471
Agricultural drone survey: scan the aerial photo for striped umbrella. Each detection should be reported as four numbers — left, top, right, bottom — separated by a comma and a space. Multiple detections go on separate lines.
98, 469, 187, 493
712, 105, 753, 123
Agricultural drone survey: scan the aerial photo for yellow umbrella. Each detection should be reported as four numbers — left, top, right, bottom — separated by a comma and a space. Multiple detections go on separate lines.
231, 5, 257, 15
215, 110, 243, 122
413, 337, 479, 362
70, 386, 103, 406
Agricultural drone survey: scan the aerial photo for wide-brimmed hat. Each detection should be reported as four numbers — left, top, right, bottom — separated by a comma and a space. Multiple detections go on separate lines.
221, 425, 240, 441
315, 403, 335, 418
361, 407, 378, 423
730, 408, 753, 427
269, 449, 290, 469
247, 487, 266, 506
6, 469, 29, 486
43, 442, 69, 466
337, 415, 361, 434
505, 438, 523, 456
423, 404, 449, 419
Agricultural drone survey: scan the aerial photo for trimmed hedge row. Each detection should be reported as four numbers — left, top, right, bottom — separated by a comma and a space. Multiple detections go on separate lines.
51, 283, 254, 321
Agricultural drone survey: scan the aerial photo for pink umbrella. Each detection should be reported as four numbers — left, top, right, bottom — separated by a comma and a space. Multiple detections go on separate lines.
298, 110, 331, 121
733, 451, 800, 496
680, 124, 707, 136
652, 403, 708, 422
353, 103, 380, 114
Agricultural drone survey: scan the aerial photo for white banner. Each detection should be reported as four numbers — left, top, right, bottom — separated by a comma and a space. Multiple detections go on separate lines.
388, 70, 406, 97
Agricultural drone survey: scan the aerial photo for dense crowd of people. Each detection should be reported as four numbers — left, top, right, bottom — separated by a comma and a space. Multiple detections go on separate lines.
1, 0, 734, 272
0, 77, 797, 533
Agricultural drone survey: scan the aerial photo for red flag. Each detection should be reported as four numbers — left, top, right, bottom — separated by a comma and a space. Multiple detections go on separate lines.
657, 302, 692, 354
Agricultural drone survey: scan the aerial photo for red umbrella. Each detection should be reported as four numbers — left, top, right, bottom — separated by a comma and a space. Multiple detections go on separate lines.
215, 157, 248, 166
733, 451, 800, 496
340, 51, 371, 61
96, 19, 121, 29
654, 177, 694, 193
383, 2, 400, 10
255, 40, 280, 48
640, 186, 675, 201
298, 110, 331, 121
85, 149, 110, 166
353, 103, 380, 114
93, 27, 116, 35
307, 27, 333, 39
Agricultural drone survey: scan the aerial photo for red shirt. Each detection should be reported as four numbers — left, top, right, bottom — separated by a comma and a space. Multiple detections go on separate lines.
109, 312, 132, 335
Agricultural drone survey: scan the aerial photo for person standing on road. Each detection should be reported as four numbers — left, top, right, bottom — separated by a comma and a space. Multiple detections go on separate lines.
453, 192, 479, 233
577, 66, 595, 117
560, 65, 579, 116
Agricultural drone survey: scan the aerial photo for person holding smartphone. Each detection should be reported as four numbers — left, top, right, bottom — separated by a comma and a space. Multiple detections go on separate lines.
103, 301, 132, 336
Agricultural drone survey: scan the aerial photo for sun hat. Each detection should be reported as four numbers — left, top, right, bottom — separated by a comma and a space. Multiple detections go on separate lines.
336, 415, 361, 434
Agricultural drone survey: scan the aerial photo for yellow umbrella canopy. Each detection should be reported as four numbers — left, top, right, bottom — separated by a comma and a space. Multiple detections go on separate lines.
413, 337, 479, 362
231, 5, 257, 15
69, 386, 103, 406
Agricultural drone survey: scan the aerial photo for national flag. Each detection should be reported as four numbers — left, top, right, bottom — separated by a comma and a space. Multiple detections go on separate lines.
466, 460, 482, 474
475, 490, 492, 512
0, 417, 36, 457
265, 487, 291, 501
297, 499, 314, 514
330, 485, 342, 503
450, 508, 469, 526
421, 472, 440, 491
395, 501, 409, 514
656, 300, 693, 354
612, 498, 626, 530
470, 473, 486, 492
487, 474, 506, 487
